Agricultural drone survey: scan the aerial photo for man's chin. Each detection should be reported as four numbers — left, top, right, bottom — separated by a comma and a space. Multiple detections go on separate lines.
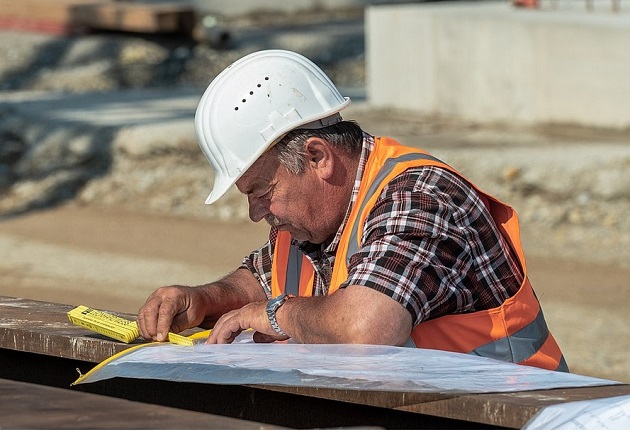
276, 225, 310, 242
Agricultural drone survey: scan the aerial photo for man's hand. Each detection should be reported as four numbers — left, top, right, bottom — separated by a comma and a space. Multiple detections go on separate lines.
204, 301, 289, 344
137, 285, 211, 342
137, 269, 268, 342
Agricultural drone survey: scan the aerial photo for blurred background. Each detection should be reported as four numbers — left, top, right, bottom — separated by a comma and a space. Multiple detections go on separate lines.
0, 0, 629, 382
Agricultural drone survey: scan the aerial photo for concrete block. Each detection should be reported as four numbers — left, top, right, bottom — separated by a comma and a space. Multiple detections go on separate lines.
367, 1, 630, 129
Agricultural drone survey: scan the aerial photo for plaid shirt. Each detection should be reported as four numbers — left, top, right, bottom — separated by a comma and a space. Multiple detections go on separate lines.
243, 134, 523, 326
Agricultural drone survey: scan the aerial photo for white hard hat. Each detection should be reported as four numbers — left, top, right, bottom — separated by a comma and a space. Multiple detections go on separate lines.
195, 49, 351, 204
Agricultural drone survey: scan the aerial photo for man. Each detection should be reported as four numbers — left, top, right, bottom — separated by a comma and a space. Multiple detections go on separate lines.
137, 49, 568, 372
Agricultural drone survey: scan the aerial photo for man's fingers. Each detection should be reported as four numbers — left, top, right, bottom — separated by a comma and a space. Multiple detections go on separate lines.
252, 331, 287, 343
155, 298, 183, 341
205, 301, 285, 345
137, 288, 186, 341
137, 295, 164, 340
205, 317, 241, 344
204, 307, 247, 344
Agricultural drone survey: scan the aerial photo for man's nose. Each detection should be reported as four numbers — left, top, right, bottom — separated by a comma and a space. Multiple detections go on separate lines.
247, 195, 268, 222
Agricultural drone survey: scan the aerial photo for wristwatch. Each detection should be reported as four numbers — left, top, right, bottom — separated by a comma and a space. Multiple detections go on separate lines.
266, 294, 291, 336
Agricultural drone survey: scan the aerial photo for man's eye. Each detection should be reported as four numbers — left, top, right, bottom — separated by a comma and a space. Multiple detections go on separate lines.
262, 188, 273, 199
254, 187, 273, 200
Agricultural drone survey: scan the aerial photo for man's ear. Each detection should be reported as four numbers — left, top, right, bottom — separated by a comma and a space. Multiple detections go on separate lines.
304, 137, 334, 180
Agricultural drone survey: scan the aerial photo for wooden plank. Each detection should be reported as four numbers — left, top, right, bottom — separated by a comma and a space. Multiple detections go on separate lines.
1, 295, 628, 429
0, 296, 136, 362
0, 378, 281, 429
0, 0, 195, 36
0, 0, 108, 34
0, 0, 105, 22
72, 2, 196, 35
251, 384, 630, 430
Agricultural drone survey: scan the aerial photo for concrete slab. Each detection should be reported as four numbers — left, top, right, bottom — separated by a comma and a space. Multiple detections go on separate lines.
367, 0, 630, 129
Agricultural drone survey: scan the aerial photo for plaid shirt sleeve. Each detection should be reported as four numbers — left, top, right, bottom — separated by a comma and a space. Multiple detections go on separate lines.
341, 166, 524, 326
241, 229, 277, 299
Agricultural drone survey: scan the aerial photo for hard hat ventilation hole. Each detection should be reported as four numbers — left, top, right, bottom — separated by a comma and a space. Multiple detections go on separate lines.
234, 79, 269, 110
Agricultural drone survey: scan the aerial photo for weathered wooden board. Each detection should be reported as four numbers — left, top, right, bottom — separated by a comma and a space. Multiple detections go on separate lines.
0, 0, 196, 36
1, 295, 629, 429
251, 383, 630, 429
0, 296, 137, 362
72, 2, 196, 35
0, 377, 281, 429
0, 0, 101, 34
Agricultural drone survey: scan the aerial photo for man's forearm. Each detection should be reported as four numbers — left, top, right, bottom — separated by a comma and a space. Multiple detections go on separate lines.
274, 285, 412, 345
199, 267, 268, 325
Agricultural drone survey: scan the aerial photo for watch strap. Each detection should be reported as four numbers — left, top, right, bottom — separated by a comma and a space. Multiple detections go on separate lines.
266, 294, 291, 336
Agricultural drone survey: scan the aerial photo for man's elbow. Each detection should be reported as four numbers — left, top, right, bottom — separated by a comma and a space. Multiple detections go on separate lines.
341, 319, 411, 346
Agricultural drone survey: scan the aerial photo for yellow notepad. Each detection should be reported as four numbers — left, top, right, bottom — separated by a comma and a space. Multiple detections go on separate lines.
67, 305, 195, 346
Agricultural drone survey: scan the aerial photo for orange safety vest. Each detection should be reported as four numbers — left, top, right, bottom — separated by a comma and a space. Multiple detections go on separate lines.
271, 232, 315, 298
271, 137, 568, 372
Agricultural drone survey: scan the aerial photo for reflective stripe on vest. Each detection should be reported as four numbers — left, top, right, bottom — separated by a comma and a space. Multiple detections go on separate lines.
271, 230, 315, 298
472, 308, 551, 363
469, 307, 568, 372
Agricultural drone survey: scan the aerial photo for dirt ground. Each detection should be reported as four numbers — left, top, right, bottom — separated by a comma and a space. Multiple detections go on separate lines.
1, 203, 628, 383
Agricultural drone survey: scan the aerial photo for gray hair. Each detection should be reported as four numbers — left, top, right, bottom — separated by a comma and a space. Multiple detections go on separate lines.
272, 121, 363, 174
